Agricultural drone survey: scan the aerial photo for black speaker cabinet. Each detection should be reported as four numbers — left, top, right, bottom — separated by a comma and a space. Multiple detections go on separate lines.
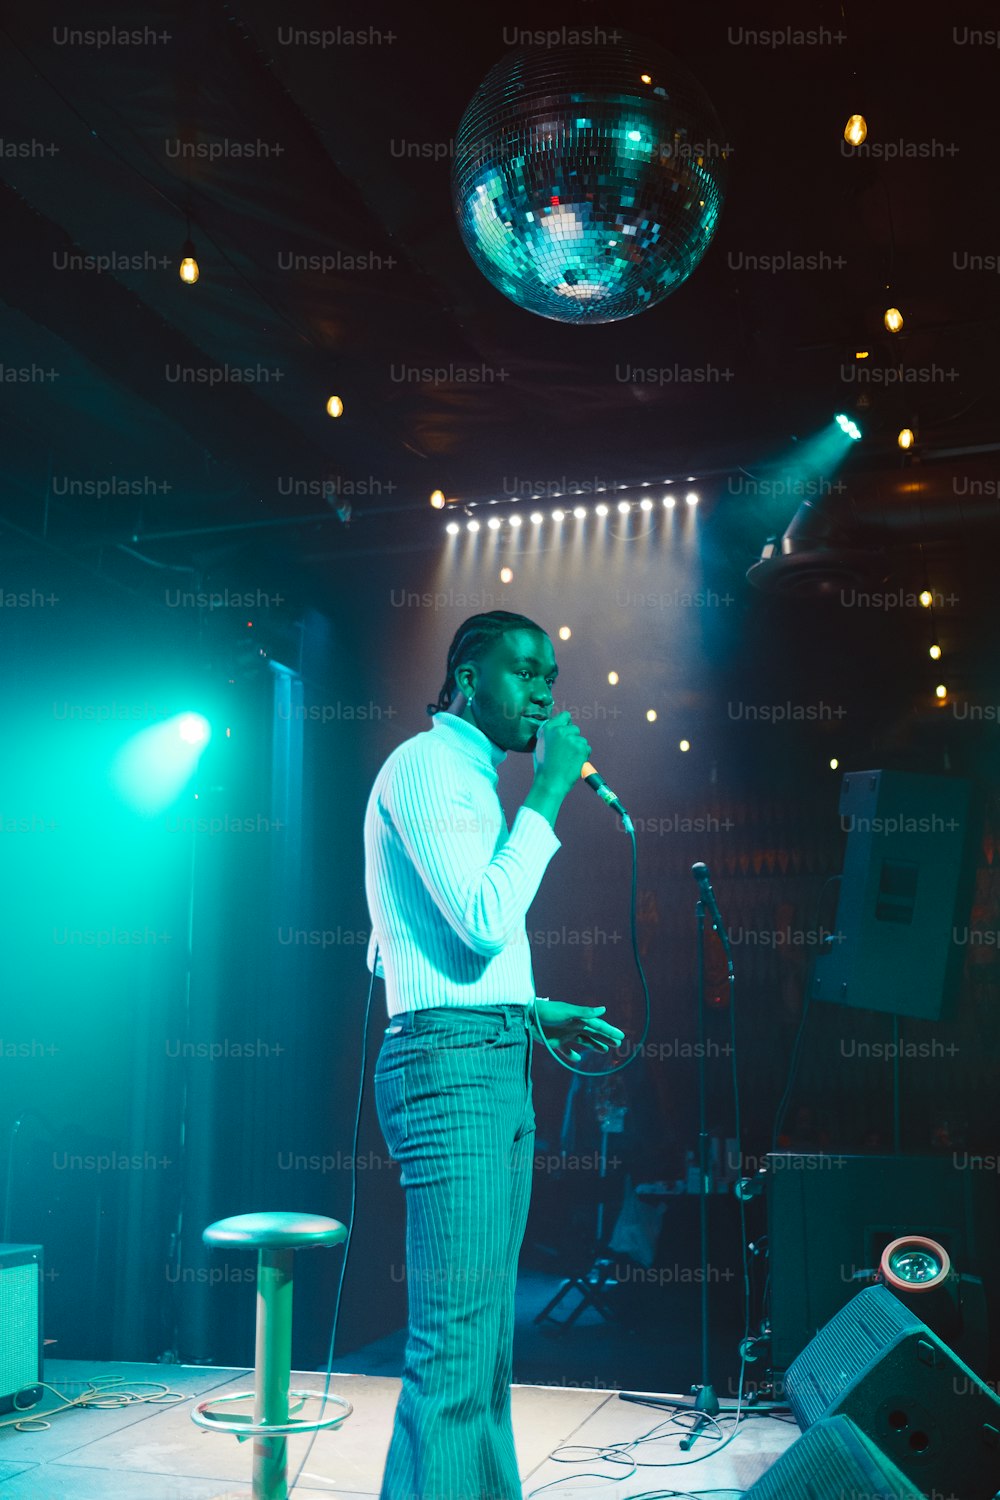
0, 1243, 43, 1415
767, 1151, 1000, 1380
784, 1283, 1000, 1500
743, 1412, 924, 1499
810, 768, 973, 1019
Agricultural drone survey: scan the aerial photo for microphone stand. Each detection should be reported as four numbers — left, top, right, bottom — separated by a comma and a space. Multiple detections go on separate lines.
619, 867, 772, 1441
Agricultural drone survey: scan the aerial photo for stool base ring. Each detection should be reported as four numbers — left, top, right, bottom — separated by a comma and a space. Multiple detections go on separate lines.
192, 1387, 353, 1438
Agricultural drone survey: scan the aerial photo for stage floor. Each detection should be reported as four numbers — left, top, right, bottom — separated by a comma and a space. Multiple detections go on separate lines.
0, 1359, 797, 1498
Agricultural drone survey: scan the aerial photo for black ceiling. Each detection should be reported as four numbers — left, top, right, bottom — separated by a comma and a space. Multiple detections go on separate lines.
1, 0, 999, 593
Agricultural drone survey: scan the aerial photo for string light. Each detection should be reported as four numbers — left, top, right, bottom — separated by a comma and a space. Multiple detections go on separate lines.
179, 238, 199, 284
935, 684, 947, 700
844, 114, 868, 146
646, 709, 658, 723
679, 739, 691, 752
608, 671, 619, 685
884, 307, 904, 333
326, 395, 344, 418
430, 489, 446, 508
558, 626, 572, 640
499, 566, 513, 583
929, 643, 942, 660
919, 589, 933, 608
897, 427, 915, 450
829, 758, 840, 770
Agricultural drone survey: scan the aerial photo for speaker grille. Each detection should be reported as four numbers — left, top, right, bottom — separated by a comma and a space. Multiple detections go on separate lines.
785, 1285, 921, 1428
744, 1413, 925, 1499
0, 1261, 39, 1397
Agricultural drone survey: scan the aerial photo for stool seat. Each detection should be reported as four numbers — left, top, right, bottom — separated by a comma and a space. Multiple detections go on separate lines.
203, 1211, 347, 1250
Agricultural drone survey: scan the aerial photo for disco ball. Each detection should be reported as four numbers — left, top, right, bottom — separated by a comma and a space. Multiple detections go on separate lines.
452, 34, 729, 324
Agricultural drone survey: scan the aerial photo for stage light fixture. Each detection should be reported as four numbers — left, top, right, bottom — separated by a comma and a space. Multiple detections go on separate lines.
487, 516, 501, 530
685, 490, 699, 506
640, 497, 653, 511
573, 505, 586, 519
553, 508, 565, 521
446, 521, 460, 535
596, 503, 609, 516
835, 412, 862, 440
530, 511, 543, 524
467, 519, 480, 532
617, 500, 630, 513
664, 495, 676, 509
509, 514, 522, 528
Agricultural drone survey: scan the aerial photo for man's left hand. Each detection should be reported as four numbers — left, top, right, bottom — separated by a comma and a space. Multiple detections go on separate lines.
531, 1000, 625, 1062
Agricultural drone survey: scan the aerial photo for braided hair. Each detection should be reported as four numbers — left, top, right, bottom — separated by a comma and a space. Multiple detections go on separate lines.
426, 610, 546, 717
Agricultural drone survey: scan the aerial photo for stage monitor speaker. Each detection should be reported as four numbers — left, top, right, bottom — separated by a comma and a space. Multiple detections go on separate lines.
810, 768, 972, 1020
784, 1283, 1000, 1500
766, 1151, 1000, 1380
0, 1243, 43, 1415
743, 1412, 924, 1499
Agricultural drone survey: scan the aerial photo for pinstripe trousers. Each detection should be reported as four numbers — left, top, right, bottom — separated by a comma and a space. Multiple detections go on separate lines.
374, 1003, 535, 1500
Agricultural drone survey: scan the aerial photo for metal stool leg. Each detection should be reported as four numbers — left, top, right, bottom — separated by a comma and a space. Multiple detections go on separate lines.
253, 1246, 293, 1500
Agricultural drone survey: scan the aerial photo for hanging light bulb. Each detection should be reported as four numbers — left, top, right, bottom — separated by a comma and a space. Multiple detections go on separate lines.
179, 238, 199, 285
884, 307, 904, 333
844, 114, 868, 147
429, 489, 446, 509
326, 395, 344, 418
897, 427, 915, 450
919, 589, 933, 608
929, 644, 942, 660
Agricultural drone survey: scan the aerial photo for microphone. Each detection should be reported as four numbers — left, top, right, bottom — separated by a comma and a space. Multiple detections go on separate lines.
691, 861, 731, 951
581, 761, 633, 831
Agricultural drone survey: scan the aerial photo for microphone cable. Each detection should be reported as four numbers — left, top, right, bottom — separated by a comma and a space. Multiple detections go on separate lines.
532, 820, 651, 1077
286, 951, 379, 1496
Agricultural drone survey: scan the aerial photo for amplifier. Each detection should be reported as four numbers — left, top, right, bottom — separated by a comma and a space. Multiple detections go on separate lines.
0, 1243, 43, 1415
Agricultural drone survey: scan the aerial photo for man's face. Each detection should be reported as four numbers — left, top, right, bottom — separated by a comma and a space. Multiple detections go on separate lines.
458, 628, 558, 753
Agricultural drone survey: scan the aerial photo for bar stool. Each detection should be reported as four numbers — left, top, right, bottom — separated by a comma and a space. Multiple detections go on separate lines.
191, 1210, 353, 1500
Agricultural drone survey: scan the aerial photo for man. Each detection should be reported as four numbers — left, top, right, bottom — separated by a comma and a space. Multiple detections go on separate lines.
364, 609, 624, 1500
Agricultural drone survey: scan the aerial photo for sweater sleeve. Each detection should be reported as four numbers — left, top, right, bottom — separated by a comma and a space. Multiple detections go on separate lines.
382, 749, 560, 958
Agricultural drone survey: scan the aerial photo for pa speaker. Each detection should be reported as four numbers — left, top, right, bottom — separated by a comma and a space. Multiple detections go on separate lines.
0, 1243, 43, 1415
784, 1283, 1000, 1500
743, 1412, 924, 1499
810, 768, 972, 1019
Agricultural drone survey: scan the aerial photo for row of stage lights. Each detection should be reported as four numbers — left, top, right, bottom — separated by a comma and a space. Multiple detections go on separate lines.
435, 490, 700, 533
